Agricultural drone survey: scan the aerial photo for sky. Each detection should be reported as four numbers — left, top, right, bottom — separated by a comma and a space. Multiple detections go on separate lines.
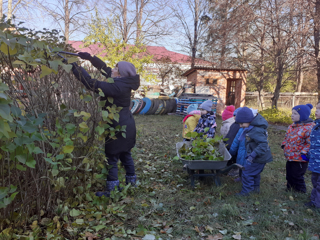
6, 0, 191, 55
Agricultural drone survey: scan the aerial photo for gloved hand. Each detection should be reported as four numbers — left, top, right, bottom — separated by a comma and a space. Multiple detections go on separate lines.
281, 145, 285, 149
246, 155, 254, 163
78, 52, 92, 60
301, 154, 309, 162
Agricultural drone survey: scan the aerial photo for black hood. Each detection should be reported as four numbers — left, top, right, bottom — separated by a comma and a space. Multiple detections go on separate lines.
117, 75, 140, 90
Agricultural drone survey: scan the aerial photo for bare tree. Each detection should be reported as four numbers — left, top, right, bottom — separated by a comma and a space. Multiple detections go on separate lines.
304, 0, 320, 101
36, 0, 95, 42
0, 0, 34, 20
171, 0, 209, 67
97, 0, 172, 45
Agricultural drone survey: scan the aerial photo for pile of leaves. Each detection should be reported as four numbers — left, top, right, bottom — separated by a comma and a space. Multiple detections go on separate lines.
178, 131, 225, 161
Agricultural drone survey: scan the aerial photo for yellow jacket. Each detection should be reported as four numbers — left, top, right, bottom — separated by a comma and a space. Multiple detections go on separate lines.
182, 114, 201, 139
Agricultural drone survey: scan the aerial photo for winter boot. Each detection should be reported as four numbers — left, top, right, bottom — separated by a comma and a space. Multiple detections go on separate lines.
126, 175, 137, 187
95, 180, 120, 197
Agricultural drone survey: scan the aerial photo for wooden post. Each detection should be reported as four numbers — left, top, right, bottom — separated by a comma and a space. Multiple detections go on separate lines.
292, 93, 295, 108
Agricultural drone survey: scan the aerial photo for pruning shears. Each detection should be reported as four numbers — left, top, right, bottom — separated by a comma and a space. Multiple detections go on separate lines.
48, 47, 79, 63
54, 51, 79, 56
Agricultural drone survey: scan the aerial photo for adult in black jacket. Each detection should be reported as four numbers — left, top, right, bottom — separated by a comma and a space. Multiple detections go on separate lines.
72, 52, 140, 197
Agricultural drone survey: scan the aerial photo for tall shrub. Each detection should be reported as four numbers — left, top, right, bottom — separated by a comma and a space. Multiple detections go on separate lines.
0, 20, 124, 223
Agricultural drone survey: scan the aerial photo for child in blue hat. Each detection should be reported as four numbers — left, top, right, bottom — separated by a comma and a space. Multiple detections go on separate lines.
235, 107, 273, 196
282, 104, 314, 193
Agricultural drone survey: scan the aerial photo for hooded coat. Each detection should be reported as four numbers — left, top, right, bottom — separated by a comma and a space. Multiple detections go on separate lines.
282, 119, 314, 162
220, 117, 235, 138
182, 113, 201, 139
72, 57, 140, 155
244, 114, 273, 164
308, 119, 320, 173
228, 128, 246, 166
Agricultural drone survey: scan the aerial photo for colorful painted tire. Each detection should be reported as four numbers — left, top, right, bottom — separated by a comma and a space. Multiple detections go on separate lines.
134, 99, 144, 114
155, 100, 164, 115
131, 99, 139, 114
170, 99, 177, 113
148, 99, 160, 115
160, 100, 167, 115
165, 99, 174, 113
139, 98, 152, 115
136, 100, 146, 114
146, 99, 155, 115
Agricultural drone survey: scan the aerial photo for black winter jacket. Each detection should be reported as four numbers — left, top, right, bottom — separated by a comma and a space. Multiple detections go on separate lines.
72, 57, 140, 155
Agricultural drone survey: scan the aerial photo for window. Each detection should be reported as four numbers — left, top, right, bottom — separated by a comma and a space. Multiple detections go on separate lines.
206, 78, 218, 85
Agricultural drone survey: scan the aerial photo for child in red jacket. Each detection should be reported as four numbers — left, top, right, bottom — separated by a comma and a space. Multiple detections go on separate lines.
282, 104, 315, 193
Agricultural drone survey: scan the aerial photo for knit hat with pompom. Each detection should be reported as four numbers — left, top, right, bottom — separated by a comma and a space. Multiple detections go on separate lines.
222, 105, 235, 121
292, 104, 313, 121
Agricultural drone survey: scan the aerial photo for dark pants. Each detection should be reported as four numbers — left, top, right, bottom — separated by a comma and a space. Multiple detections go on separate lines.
241, 162, 266, 195
105, 151, 135, 181
286, 161, 308, 193
311, 172, 320, 208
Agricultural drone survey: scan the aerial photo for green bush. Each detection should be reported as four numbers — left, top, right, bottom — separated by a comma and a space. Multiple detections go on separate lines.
259, 108, 316, 124
259, 108, 292, 124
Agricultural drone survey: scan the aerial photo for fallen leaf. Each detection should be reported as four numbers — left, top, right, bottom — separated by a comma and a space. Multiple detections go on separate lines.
237, 202, 246, 207
289, 196, 294, 201
242, 219, 253, 226
232, 233, 241, 239
85, 232, 98, 240
219, 229, 228, 235
252, 222, 258, 225
207, 233, 224, 240
30, 221, 38, 230
214, 223, 223, 229
40, 218, 51, 225
190, 206, 196, 211
205, 226, 214, 233
142, 234, 156, 240
307, 209, 313, 213
194, 226, 201, 233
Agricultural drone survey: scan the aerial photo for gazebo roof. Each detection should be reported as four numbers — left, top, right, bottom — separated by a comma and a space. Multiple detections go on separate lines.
182, 66, 247, 77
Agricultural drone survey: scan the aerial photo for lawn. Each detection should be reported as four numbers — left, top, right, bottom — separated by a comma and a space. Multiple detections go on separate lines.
127, 114, 319, 240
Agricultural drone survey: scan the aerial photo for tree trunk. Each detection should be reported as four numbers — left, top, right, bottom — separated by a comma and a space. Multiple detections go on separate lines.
8, 0, 12, 19
123, 0, 128, 42
0, 0, 3, 19
295, 60, 303, 105
135, 0, 144, 44
191, 0, 199, 68
315, 0, 320, 101
272, 52, 284, 109
258, 90, 265, 110
65, 0, 70, 43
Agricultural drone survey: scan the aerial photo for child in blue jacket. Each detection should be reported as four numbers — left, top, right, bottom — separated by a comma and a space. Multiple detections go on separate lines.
305, 101, 320, 209
229, 108, 258, 181
235, 107, 273, 196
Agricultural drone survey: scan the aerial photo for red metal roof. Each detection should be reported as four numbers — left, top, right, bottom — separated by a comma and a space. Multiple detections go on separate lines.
181, 66, 247, 76
68, 41, 212, 65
